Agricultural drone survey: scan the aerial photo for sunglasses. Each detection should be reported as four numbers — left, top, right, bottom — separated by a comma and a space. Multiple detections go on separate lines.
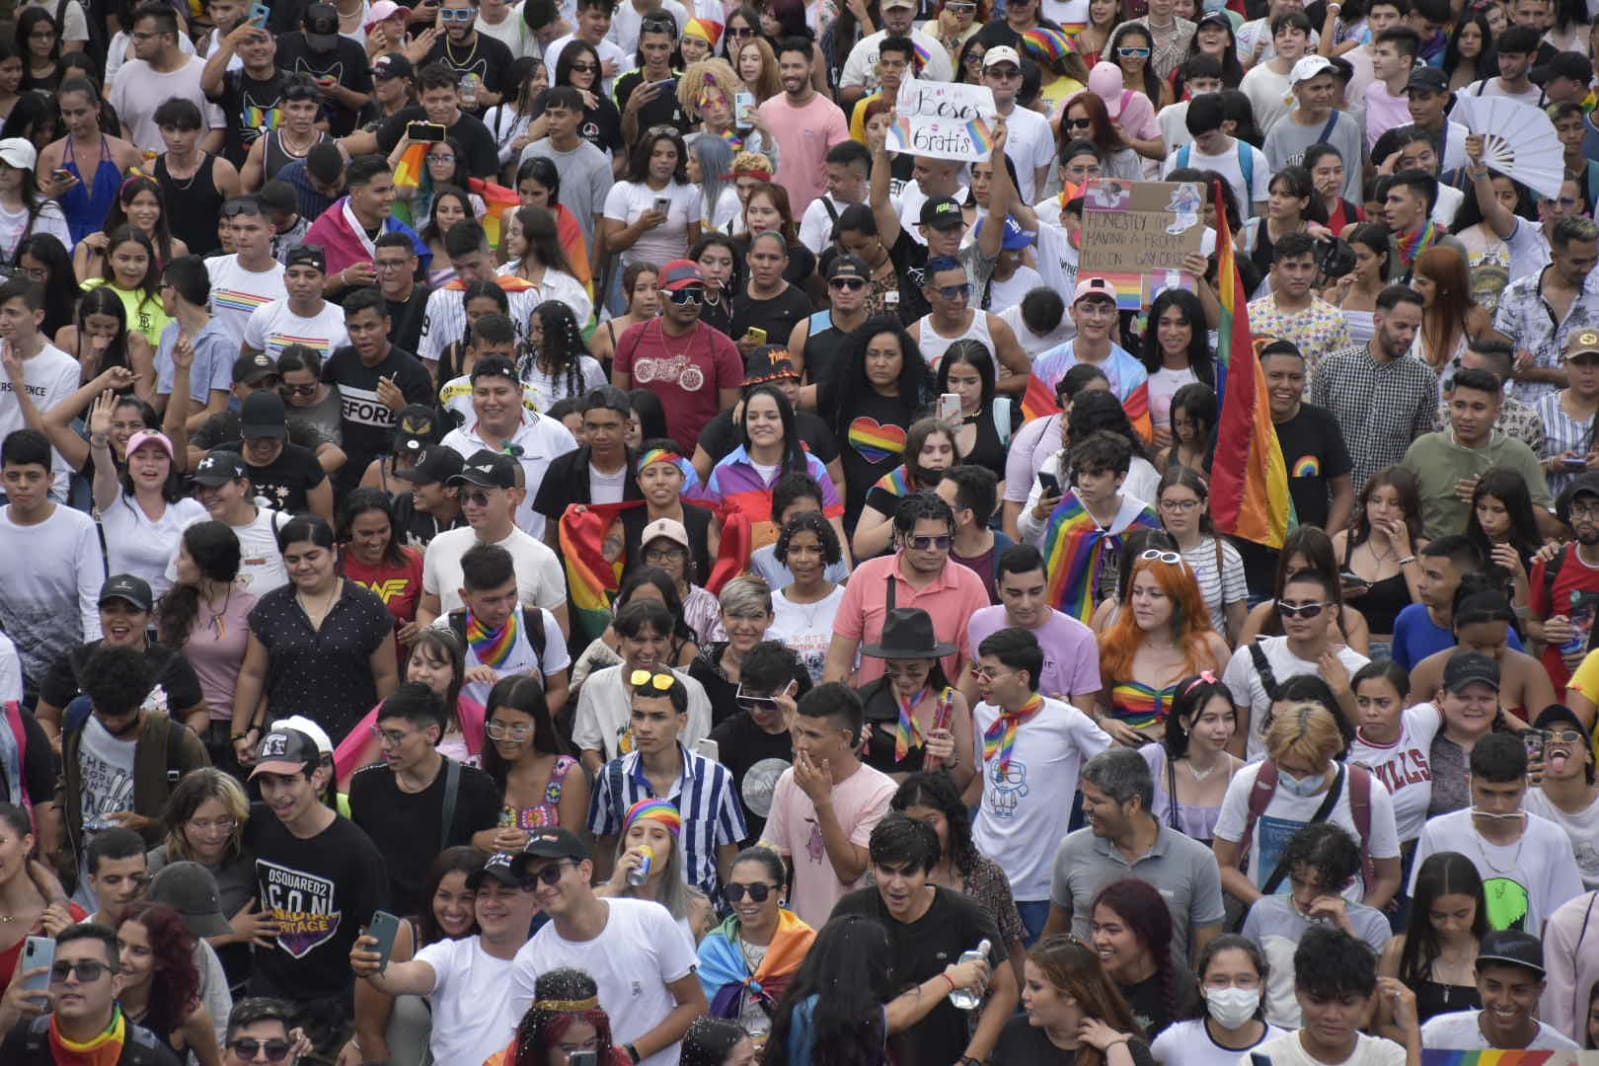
568, 61, 598, 73
667, 287, 705, 304
933, 283, 972, 300
280, 383, 318, 396
735, 684, 781, 712
1140, 549, 1184, 565
631, 669, 677, 691
730, 25, 757, 35
527, 860, 578, 886
987, 65, 1021, 79
1066, 116, 1093, 129
461, 490, 498, 506
1276, 599, 1329, 620
1118, 46, 1151, 57
724, 881, 778, 902
830, 277, 868, 290
51, 959, 111, 982
907, 534, 953, 550
439, 7, 474, 18
229, 1039, 293, 1062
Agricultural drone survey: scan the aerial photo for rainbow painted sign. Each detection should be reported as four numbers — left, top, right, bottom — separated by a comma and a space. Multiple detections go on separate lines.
1078, 179, 1207, 311
886, 76, 996, 164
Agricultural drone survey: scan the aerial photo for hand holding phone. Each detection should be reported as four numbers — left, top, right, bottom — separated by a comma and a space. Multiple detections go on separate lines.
406, 121, 447, 143
366, 911, 403, 973
21, 937, 54, 993
249, 2, 270, 24
1037, 471, 1061, 498
938, 392, 961, 423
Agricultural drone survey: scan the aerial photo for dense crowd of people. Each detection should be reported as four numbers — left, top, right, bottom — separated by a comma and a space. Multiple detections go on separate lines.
0, 0, 1595, 1062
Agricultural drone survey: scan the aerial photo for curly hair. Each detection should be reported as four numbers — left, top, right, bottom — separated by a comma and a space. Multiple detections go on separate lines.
890, 770, 980, 876
119, 901, 199, 1037
527, 300, 590, 403
1098, 554, 1217, 683
677, 56, 741, 119
776, 509, 843, 568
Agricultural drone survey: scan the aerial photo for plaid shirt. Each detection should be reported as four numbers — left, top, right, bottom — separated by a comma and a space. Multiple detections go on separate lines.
590, 743, 748, 902
1492, 269, 1599, 404
1311, 343, 1440, 495
1248, 294, 1355, 380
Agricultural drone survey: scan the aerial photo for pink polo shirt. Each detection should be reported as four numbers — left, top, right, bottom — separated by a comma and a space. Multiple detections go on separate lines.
834, 553, 991, 684
757, 90, 850, 216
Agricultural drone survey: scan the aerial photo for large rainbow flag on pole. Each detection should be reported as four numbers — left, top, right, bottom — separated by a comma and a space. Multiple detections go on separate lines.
1208, 181, 1290, 549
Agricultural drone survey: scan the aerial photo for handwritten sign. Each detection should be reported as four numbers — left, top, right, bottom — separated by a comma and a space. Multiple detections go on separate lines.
885, 76, 996, 163
1077, 179, 1206, 310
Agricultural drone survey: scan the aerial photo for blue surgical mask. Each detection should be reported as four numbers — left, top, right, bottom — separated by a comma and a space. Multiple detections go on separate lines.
1278, 769, 1325, 797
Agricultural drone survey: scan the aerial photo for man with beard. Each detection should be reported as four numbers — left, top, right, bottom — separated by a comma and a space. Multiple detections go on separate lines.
1528, 472, 1599, 691
1312, 286, 1436, 495
758, 38, 849, 216
422, 0, 515, 114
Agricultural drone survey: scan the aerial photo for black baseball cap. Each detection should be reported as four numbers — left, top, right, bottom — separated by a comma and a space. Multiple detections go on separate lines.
1533, 50, 1594, 86
232, 352, 279, 386
391, 404, 437, 455
1534, 703, 1595, 752
1442, 651, 1500, 692
449, 449, 517, 490
149, 861, 232, 938
519, 827, 590, 862
258, 180, 299, 217
304, 2, 339, 48
1557, 471, 1599, 524
919, 196, 965, 230
1476, 929, 1545, 977
467, 852, 524, 889
285, 243, 327, 273
393, 445, 465, 486
372, 52, 414, 80
192, 451, 247, 486
98, 574, 153, 612
240, 391, 288, 440
1405, 66, 1449, 93
250, 727, 320, 778
826, 254, 869, 282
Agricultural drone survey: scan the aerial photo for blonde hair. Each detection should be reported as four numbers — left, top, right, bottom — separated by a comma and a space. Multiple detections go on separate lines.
677, 58, 740, 119
732, 149, 774, 179
738, 36, 783, 100
162, 768, 250, 862
1264, 703, 1343, 767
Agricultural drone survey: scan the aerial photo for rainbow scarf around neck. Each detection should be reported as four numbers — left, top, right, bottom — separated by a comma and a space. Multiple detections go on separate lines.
466, 605, 521, 669
51, 1004, 127, 1066
1398, 220, 1440, 269
699, 908, 818, 1019
1041, 492, 1160, 622
982, 693, 1044, 772
894, 684, 931, 761
718, 127, 744, 153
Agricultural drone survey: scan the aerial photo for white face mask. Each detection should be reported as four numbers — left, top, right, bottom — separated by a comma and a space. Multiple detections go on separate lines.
1205, 986, 1261, 1029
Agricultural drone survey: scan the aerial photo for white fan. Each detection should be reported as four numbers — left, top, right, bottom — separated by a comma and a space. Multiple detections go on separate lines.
1460, 97, 1566, 200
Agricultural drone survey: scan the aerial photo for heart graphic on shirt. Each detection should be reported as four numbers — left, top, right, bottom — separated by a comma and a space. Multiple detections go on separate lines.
848, 417, 907, 464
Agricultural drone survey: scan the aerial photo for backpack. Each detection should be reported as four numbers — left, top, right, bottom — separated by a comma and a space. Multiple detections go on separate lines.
64, 694, 187, 789
447, 606, 547, 667
1237, 760, 1375, 896
1176, 140, 1255, 193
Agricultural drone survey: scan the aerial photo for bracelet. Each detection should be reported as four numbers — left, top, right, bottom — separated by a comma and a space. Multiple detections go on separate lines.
1106, 1038, 1132, 1050
1397, 556, 1415, 565
938, 972, 956, 993
624, 1044, 641, 1064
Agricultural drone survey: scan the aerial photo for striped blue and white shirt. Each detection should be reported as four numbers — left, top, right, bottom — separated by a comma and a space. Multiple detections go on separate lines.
589, 743, 748, 902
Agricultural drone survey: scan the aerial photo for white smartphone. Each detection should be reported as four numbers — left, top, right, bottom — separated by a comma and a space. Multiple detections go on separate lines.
938, 393, 961, 423
21, 936, 54, 992
695, 738, 721, 762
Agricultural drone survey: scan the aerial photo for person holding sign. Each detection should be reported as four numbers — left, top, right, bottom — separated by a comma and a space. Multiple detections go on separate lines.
981, 47, 1054, 202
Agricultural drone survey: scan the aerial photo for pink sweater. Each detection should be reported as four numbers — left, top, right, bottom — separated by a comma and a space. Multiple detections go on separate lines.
1539, 889, 1599, 1043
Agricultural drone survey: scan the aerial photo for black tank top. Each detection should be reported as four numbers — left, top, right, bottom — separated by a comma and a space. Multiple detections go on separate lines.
1341, 536, 1413, 635
155, 153, 225, 256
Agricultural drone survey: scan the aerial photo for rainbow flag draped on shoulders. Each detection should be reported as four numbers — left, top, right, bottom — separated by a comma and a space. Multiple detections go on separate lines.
1208, 181, 1291, 550
1041, 493, 1161, 623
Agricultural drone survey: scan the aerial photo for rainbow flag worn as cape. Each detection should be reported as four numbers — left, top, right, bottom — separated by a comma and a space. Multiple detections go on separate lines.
558, 501, 640, 644
469, 177, 522, 250
1041, 492, 1161, 623
1123, 380, 1153, 443
1209, 181, 1291, 550
698, 909, 816, 1020
392, 141, 428, 190
1020, 374, 1059, 423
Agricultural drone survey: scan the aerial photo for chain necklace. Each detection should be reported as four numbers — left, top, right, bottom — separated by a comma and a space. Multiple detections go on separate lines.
297, 581, 341, 629
1185, 756, 1224, 781
1474, 830, 1525, 875
445, 34, 480, 70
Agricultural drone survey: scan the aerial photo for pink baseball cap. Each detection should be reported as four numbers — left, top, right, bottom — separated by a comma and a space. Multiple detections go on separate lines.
125, 430, 174, 461
365, 0, 404, 28
1087, 62, 1125, 117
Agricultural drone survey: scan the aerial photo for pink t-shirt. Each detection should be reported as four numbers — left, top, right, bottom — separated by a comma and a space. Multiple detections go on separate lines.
965, 605, 1103, 703
761, 760, 899, 928
614, 318, 744, 453
834, 554, 991, 685
756, 91, 850, 217
1363, 81, 1411, 150
185, 588, 258, 719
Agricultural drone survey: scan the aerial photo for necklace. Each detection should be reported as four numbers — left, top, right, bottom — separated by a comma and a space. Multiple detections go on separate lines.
1185, 756, 1224, 781
1474, 832, 1524, 875
445, 34, 480, 69
279, 127, 319, 158
297, 582, 340, 628
163, 151, 203, 191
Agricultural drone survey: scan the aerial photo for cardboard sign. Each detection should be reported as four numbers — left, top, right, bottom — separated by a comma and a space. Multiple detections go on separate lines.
885, 76, 996, 163
1077, 179, 1207, 310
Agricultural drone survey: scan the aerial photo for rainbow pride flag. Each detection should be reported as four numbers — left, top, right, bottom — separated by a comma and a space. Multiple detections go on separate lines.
1041, 492, 1160, 622
1020, 373, 1058, 423
1209, 181, 1290, 550
1420, 1054, 1577, 1066
1124, 380, 1153, 443
392, 141, 428, 190
558, 501, 642, 643
470, 177, 521, 250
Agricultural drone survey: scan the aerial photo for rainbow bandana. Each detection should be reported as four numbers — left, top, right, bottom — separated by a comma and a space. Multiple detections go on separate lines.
894, 685, 931, 761
1397, 220, 1440, 270
465, 605, 521, 669
1041, 493, 1161, 623
638, 447, 684, 472
623, 797, 683, 836
51, 1003, 128, 1066
982, 693, 1043, 772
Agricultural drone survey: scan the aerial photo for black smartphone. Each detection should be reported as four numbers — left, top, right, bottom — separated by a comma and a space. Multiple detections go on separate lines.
367, 911, 404, 972
406, 121, 447, 143
1037, 471, 1061, 497
1340, 570, 1370, 590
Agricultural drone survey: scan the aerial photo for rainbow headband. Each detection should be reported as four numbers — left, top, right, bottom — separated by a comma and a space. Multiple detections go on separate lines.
623, 798, 683, 836
638, 448, 684, 470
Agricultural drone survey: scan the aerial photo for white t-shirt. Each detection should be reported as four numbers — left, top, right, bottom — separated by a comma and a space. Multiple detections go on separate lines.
440, 415, 579, 539
1524, 787, 1599, 891
1459, 79, 1547, 110
206, 255, 288, 347
1245, 1030, 1406, 1066
1240, 62, 1293, 135
1152, 1017, 1287, 1066
109, 56, 225, 153
438, 604, 571, 707
602, 180, 702, 271
0, 503, 103, 683
768, 584, 846, 685
971, 696, 1113, 900
541, 34, 631, 96
607, 0, 687, 54
241, 298, 351, 362
522, 355, 607, 413
570, 663, 711, 761
419, 283, 539, 364
0, 340, 83, 498
171, 508, 288, 595
1347, 703, 1442, 842
1420, 1010, 1580, 1050
510, 898, 698, 1066
840, 28, 955, 89
421, 525, 566, 615
0, 632, 22, 706
1409, 808, 1585, 935
588, 464, 628, 504
1222, 636, 1370, 760
415, 936, 527, 1065
0, 201, 69, 264
100, 495, 209, 600
1213, 758, 1401, 899
1161, 139, 1270, 220
74, 715, 137, 906
1000, 104, 1055, 203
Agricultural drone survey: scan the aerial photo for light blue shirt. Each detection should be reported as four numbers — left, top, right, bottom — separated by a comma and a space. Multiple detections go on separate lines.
1032, 341, 1147, 403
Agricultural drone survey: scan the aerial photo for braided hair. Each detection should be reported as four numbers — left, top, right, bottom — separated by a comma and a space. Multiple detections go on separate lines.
526, 300, 590, 403
510, 968, 615, 1066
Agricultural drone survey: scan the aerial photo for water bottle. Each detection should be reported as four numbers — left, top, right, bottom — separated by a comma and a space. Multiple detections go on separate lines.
626, 845, 654, 887
947, 938, 991, 1009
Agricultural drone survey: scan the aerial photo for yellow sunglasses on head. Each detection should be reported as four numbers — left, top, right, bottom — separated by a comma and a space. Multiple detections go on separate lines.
630, 669, 676, 691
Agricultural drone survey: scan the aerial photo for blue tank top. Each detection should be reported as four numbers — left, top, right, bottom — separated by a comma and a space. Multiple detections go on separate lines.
60, 136, 121, 246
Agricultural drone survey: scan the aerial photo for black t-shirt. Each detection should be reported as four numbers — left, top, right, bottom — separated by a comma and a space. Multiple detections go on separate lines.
532, 446, 645, 526
386, 285, 431, 356
40, 640, 205, 715
244, 804, 389, 1005
274, 34, 374, 136
992, 1022, 1157, 1066
347, 758, 501, 916
825, 386, 917, 528
696, 408, 839, 468
1274, 402, 1352, 531
321, 345, 436, 492
688, 643, 812, 730
831, 885, 1004, 1066
1118, 968, 1197, 1041
885, 230, 933, 324
802, 310, 862, 394
213, 69, 294, 167
706, 711, 793, 842
391, 494, 469, 551
376, 106, 501, 179
700, 294, 734, 337
613, 69, 695, 135
423, 32, 518, 114
732, 235, 817, 292
730, 285, 814, 350
530, 89, 625, 159
197, 416, 331, 455
235, 442, 327, 515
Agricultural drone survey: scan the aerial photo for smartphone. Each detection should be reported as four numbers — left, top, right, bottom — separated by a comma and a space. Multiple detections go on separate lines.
735, 90, 756, 127
51, 168, 74, 184
1564, 456, 1588, 469
1037, 471, 1061, 497
746, 326, 768, 345
406, 121, 447, 143
1522, 729, 1549, 762
938, 392, 961, 423
248, 2, 269, 24
21, 936, 53, 992
695, 738, 720, 762
650, 76, 678, 92
367, 911, 404, 972
1339, 570, 1370, 590
568, 1054, 598, 1066
652, 195, 670, 216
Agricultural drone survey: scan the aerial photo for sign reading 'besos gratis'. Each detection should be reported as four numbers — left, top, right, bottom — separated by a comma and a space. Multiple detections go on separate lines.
885, 76, 997, 163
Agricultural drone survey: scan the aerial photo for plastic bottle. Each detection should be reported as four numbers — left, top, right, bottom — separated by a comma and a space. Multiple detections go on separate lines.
627, 844, 655, 887
948, 938, 991, 1009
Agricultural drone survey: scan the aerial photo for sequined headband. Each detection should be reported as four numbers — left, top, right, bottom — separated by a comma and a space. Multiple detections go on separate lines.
533, 997, 600, 1011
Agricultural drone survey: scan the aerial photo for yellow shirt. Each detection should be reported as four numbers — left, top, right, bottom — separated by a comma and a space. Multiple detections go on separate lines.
80, 277, 173, 348
1557, 648, 1599, 766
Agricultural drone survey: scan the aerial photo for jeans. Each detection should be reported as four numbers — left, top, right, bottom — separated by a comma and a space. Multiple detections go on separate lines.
1016, 900, 1051, 946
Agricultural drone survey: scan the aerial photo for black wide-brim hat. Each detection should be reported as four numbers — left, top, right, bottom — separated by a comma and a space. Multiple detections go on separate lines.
862, 607, 955, 660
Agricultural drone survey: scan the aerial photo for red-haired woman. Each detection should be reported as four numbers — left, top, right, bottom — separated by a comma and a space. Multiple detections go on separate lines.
115, 901, 223, 1065
1096, 550, 1230, 747
1090, 879, 1195, 1040
1409, 245, 1492, 377
1058, 91, 1143, 181
993, 933, 1155, 1066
